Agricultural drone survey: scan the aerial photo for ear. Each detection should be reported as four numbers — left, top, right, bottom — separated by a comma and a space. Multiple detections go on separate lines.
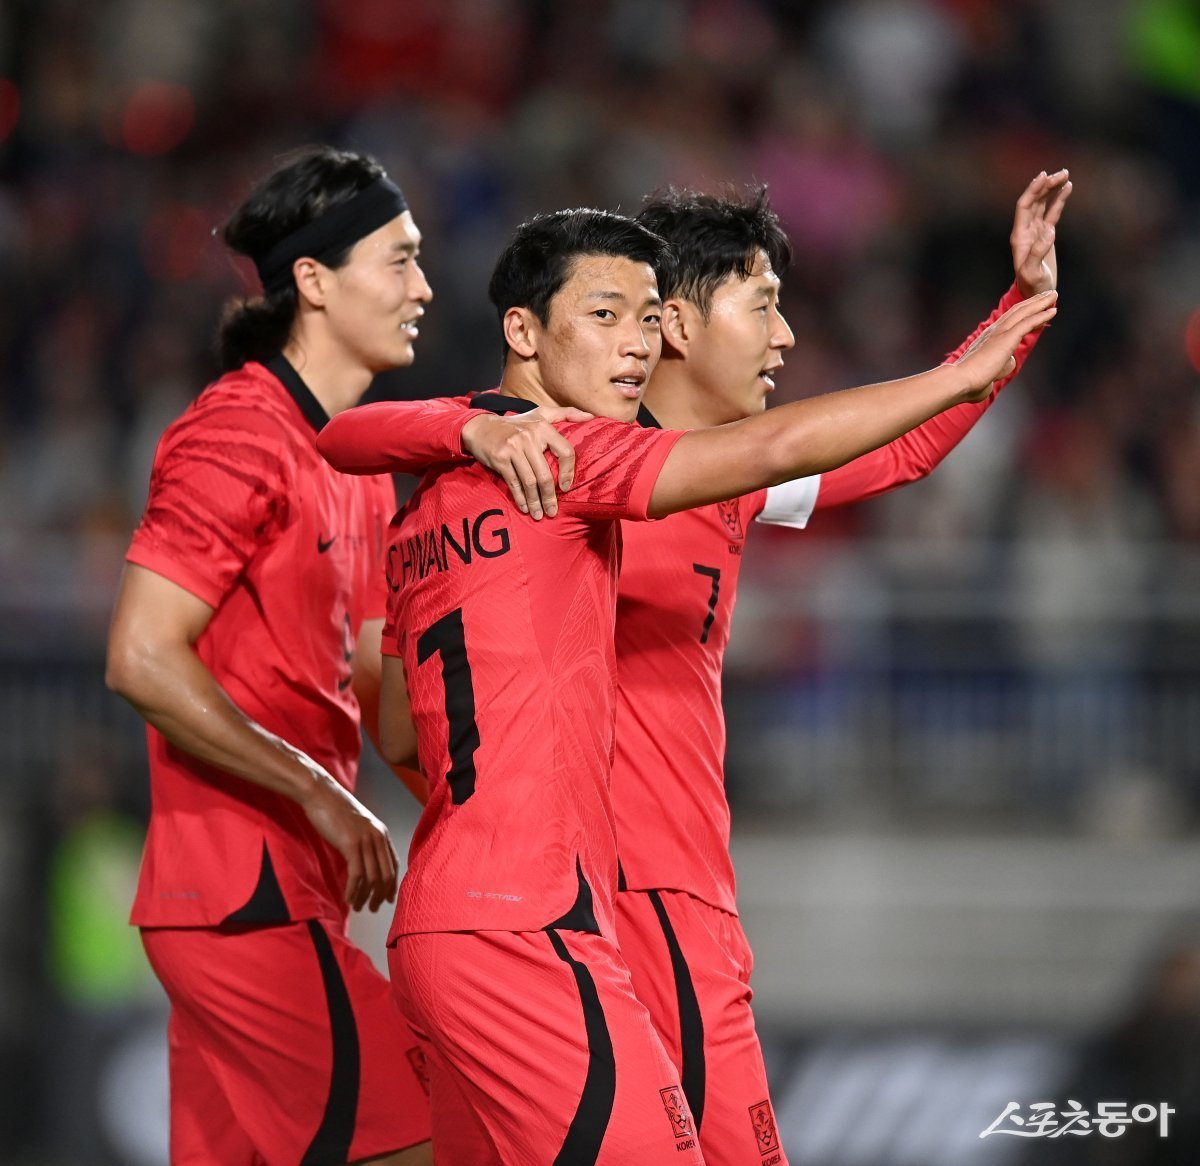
502, 306, 539, 360
292, 257, 327, 309
661, 297, 699, 356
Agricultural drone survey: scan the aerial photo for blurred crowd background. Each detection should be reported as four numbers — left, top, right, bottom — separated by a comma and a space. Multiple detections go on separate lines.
3, 0, 1200, 1163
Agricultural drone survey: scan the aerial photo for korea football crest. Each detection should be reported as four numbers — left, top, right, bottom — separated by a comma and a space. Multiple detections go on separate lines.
717, 499, 744, 541
660, 1086, 697, 1142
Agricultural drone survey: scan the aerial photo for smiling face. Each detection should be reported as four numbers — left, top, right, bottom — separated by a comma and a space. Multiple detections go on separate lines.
516, 253, 663, 421
318, 210, 433, 372
671, 248, 795, 425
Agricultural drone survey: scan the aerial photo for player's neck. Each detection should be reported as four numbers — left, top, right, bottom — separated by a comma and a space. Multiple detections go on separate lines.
641, 362, 728, 431
497, 363, 556, 410
280, 338, 374, 418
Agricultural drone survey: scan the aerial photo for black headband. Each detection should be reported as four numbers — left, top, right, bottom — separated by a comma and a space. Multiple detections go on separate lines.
255, 177, 408, 294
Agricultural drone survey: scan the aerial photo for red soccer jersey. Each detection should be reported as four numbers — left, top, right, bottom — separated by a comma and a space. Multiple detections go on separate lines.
319, 286, 1039, 916
611, 285, 1038, 910
364, 406, 684, 939
126, 358, 396, 928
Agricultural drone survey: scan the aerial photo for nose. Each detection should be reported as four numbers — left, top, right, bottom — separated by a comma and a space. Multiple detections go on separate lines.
622, 319, 654, 360
409, 259, 433, 304
772, 305, 795, 351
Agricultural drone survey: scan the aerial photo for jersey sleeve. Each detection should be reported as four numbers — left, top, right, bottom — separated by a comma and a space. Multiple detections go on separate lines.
126, 405, 293, 609
556, 418, 688, 521
317, 396, 485, 475
812, 282, 1037, 511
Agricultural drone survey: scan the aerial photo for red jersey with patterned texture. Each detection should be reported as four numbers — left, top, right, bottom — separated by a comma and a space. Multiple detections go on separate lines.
126, 360, 396, 928
612, 284, 1039, 911
378, 414, 684, 938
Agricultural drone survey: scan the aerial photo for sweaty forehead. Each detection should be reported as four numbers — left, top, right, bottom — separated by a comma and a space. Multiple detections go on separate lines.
560, 253, 659, 300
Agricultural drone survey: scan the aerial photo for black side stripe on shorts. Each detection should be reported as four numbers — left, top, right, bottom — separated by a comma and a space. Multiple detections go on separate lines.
547, 929, 617, 1165
647, 890, 707, 1133
300, 921, 360, 1166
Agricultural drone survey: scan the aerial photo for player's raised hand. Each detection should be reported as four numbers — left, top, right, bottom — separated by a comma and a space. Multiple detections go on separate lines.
955, 290, 1058, 402
461, 405, 593, 520
1012, 169, 1072, 297
298, 767, 400, 911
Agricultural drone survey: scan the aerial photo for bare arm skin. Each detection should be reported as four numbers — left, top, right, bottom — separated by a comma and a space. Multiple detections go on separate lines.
648, 291, 1057, 517
353, 617, 427, 805
106, 564, 400, 912
379, 655, 418, 769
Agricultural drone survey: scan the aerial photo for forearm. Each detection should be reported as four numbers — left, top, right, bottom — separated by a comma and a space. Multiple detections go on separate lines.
814, 286, 1041, 509
353, 654, 428, 805
110, 643, 329, 802
650, 363, 971, 516
318, 397, 485, 475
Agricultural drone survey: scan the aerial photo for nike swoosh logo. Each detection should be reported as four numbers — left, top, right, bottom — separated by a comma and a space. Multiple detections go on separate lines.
317, 534, 337, 553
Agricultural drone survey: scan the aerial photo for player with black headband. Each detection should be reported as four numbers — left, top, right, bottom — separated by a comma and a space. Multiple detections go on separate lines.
107, 146, 435, 1166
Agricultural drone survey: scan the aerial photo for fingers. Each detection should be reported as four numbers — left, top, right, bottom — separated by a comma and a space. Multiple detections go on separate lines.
343, 846, 366, 910
359, 830, 383, 912
498, 464, 532, 516
1006, 292, 1058, 339
514, 441, 556, 520
1043, 176, 1073, 228
545, 428, 577, 493
503, 422, 579, 519
527, 405, 594, 424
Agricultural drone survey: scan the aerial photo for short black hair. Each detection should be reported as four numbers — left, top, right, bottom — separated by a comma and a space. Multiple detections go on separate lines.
216, 145, 387, 372
636, 186, 792, 320
487, 208, 668, 356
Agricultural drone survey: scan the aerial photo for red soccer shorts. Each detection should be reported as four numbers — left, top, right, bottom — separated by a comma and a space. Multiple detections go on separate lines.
142, 920, 431, 1165
615, 890, 788, 1166
389, 927, 706, 1165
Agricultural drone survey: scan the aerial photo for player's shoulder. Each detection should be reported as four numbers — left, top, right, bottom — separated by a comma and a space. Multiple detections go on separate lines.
553, 414, 665, 445
168, 364, 296, 446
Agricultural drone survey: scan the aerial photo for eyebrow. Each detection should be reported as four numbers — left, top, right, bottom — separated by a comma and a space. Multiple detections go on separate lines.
388, 239, 420, 255
585, 290, 663, 308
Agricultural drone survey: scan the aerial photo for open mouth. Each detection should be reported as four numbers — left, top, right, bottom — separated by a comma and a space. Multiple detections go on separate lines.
759, 366, 782, 391
612, 373, 646, 399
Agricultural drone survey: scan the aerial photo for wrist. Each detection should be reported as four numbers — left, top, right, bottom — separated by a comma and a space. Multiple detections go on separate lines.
932, 360, 976, 405
457, 410, 494, 459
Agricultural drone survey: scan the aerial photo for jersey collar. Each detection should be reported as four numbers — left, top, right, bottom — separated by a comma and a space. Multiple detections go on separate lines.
469, 391, 662, 430
264, 354, 331, 433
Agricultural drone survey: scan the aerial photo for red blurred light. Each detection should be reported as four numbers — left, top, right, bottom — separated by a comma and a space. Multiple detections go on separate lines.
141, 204, 212, 282
0, 78, 19, 144
121, 81, 194, 156
1186, 308, 1200, 375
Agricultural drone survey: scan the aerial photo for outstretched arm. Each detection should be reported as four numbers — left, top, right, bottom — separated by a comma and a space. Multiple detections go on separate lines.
648, 291, 1058, 517
764, 169, 1073, 519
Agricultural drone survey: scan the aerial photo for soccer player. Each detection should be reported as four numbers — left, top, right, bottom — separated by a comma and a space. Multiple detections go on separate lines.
604, 170, 1071, 1166
316, 207, 1056, 1163
105, 146, 437, 1166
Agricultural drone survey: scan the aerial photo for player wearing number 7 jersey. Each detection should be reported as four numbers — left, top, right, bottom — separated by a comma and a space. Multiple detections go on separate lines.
608, 171, 1070, 1166
318, 205, 1057, 1164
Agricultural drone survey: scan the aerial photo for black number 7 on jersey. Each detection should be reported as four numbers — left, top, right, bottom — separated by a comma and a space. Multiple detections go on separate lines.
692, 564, 721, 644
416, 608, 481, 804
